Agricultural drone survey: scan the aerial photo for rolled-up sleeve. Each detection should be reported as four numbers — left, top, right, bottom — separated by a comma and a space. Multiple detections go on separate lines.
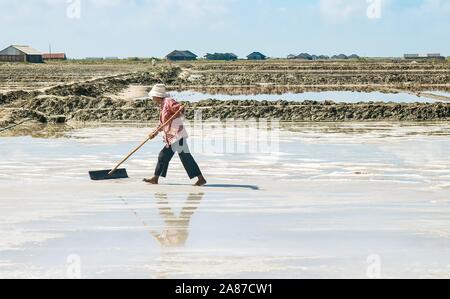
167, 99, 183, 115
161, 98, 182, 123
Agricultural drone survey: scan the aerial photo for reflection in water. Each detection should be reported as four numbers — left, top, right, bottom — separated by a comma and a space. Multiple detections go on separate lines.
170, 90, 439, 103
278, 122, 450, 137
149, 192, 204, 278
4, 122, 450, 143
172, 85, 414, 95
0, 123, 72, 138
174, 85, 388, 95
205, 184, 260, 191
150, 193, 204, 248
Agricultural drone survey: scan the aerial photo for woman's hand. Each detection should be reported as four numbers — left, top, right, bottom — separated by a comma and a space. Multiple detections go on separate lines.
149, 131, 159, 140
173, 106, 185, 118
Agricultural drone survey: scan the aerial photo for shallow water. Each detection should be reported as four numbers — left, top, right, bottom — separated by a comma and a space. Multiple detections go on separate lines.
1, 122, 450, 278
424, 90, 450, 98
169, 90, 441, 103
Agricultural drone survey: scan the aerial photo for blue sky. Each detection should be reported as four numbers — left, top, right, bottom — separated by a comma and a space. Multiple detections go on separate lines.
1, 0, 449, 58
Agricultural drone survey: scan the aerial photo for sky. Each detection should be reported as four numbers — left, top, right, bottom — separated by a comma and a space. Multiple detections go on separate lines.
1, 0, 450, 58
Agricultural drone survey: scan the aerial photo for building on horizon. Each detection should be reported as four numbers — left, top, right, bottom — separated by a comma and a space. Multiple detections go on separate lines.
404, 53, 445, 60
247, 52, 267, 60
287, 53, 359, 60
332, 54, 349, 60
204, 53, 238, 61
166, 50, 198, 61
0, 45, 43, 63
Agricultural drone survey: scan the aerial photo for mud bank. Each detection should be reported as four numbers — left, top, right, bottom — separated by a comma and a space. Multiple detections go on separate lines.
0, 67, 176, 103
2, 97, 449, 126
0, 69, 175, 127
170, 100, 450, 122
0, 90, 40, 106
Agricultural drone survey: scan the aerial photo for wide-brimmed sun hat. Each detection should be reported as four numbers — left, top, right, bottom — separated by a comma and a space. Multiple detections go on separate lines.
148, 84, 168, 98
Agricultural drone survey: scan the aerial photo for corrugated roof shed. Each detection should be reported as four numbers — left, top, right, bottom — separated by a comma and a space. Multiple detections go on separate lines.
181, 50, 197, 58
205, 53, 238, 60
247, 52, 267, 60
166, 50, 198, 60
11, 45, 42, 55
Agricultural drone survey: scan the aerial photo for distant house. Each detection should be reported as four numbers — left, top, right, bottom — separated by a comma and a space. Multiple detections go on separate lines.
0, 45, 43, 63
205, 53, 238, 61
404, 54, 419, 59
348, 54, 360, 60
332, 54, 349, 60
288, 53, 324, 60
296, 53, 313, 60
427, 53, 444, 59
166, 50, 198, 61
247, 52, 266, 60
404, 53, 445, 60
288, 53, 331, 60
43, 53, 67, 60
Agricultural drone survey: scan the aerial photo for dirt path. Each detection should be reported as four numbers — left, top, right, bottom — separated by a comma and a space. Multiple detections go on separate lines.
110, 85, 150, 101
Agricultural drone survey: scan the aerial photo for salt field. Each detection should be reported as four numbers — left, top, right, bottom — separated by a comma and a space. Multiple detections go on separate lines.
168, 90, 443, 103
1, 122, 450, 278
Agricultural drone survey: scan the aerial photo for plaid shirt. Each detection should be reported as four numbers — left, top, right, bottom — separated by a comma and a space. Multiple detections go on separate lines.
160, 98, 188, 146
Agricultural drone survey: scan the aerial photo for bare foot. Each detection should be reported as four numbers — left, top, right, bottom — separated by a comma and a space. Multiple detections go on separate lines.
194, 176, 207, 187
143, 177, 159, 185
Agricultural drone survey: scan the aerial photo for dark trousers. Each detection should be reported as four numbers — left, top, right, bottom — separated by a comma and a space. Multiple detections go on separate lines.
154, 139, 202, 179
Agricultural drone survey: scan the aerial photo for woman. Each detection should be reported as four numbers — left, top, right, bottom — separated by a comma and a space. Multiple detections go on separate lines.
144, 84, 207, 187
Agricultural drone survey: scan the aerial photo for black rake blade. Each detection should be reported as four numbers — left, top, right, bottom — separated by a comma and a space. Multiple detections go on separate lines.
89, 169, 129, 181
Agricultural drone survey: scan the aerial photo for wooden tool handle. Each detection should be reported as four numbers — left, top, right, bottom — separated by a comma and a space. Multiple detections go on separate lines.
108, 106, 185, 175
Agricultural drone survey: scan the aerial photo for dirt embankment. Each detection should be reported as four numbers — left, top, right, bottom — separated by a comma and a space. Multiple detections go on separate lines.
9, 97, 448, 123
0, 90, 39, 106
188, 100, 450, 122
0, 69, 166, 128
